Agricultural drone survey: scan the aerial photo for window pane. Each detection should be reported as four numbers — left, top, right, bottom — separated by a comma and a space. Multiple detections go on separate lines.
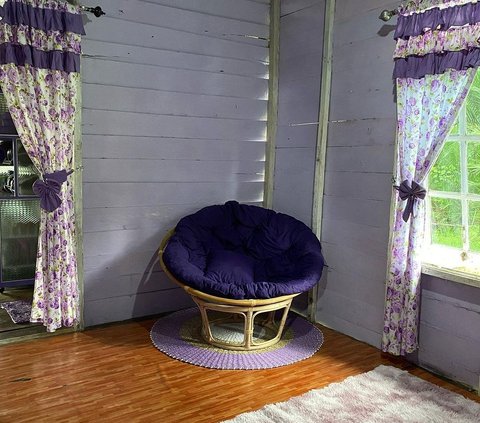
17, 140, 38, 196
466, 70, 480, 135
0, 139, 14, 197
449, 117, 459, 136
469, 201, 480, 253
428, 141, 461, 192
468, 142, 480, 195
0, 199, 40, 281
430, 197, 463, 249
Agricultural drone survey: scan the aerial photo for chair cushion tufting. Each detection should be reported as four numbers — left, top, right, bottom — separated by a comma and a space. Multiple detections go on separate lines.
162, 201, 325, 300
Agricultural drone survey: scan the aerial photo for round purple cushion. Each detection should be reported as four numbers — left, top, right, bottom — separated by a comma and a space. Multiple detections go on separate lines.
163, 201, 325, 300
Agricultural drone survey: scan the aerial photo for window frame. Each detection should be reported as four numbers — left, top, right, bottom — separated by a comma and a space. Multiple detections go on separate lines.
423, 91, 480, 288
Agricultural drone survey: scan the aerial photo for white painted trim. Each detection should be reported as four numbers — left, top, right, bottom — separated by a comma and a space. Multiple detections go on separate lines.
310, 0, 336, 322
422, 264, 480, 289
263, 0, 279, 209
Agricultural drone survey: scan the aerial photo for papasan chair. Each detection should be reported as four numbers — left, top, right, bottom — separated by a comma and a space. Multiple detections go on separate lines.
159, 201, 324, 351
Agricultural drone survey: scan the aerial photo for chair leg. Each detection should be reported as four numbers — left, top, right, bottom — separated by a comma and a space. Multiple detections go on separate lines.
244, 309, 254, 350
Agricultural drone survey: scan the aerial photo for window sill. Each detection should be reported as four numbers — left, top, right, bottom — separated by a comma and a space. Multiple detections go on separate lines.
422, 263, 480, 289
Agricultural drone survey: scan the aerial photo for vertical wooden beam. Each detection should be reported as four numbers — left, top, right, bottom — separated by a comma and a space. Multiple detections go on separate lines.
309, 0, 336, 322
263, 0, 280, 209
74, 72, 84, 330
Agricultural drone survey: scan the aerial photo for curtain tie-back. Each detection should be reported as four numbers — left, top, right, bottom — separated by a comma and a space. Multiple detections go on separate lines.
394, 180, 427, 222
33, 169, 73, 212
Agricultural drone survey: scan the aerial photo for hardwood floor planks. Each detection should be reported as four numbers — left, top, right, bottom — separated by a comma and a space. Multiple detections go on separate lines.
0, 316, 477, 422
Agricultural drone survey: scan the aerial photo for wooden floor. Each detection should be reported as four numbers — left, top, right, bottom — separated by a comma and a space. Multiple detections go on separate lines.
0, 315, 478, 423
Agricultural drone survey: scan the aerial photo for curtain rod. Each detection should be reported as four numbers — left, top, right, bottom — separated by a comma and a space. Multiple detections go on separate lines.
378, 0, 431, 21
379, 8, 398, 21
378, 0, 414, 21
81, 5, 105, 17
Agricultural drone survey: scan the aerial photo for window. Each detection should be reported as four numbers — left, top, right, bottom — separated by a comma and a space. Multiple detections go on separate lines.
423, 70, 480, 285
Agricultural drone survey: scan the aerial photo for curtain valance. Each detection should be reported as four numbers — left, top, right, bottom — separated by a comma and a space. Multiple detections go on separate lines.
0, 0, 83, 72
394, 0, 480, 78
0, 0, 85, 34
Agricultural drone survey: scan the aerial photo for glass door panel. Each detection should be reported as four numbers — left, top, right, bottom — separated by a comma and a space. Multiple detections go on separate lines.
0, 199, 40, 282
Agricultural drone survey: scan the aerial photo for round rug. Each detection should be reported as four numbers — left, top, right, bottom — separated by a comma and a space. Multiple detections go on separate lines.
150, 308, 324, 370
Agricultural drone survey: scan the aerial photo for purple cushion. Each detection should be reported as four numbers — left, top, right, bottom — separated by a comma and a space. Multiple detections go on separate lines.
163, 201, 325, 300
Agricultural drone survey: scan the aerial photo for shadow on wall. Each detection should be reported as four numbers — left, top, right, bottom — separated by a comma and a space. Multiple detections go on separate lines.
83, 225, 193, 329
132, 246, 193, 323
377, 24, 396, 37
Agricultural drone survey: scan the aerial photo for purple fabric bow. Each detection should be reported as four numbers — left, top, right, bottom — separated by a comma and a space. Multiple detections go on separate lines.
394, 180, 427, 222
33, 169, 73, 212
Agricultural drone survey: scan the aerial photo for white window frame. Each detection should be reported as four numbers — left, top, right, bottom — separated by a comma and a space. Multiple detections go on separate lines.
423, 95, 480, 288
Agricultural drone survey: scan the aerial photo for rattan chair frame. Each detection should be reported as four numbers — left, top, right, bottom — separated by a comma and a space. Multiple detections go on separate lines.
159, 229, 299, 351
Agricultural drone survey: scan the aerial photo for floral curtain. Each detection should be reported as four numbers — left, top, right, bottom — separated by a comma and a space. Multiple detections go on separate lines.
383, 69, 473, 355
383, 0, 480, 355
0, 0, 84, 332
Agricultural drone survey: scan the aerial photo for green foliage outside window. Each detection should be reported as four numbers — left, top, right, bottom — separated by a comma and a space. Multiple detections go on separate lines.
469, 201, 480, 253
430, 197, 462, 249
466, 71, 480, 135
429, 142, 460, 192
468, 142, 480, 195
428, 70, 480, 253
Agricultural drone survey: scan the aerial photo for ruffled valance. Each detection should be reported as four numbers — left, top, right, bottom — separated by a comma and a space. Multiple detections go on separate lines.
0, 0, 85, 35
394, 48, 480, 78
0, 43, 79, 71
0, 0, 83, 72
400, 0, 479, 16
10, 0, 81, 14
0, 24, 81, 54
395, 2, 480, 39
394, 23, 480, 58
394, 0, 480, 79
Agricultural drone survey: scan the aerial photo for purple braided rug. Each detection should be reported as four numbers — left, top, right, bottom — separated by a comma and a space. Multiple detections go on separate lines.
150, 308, 324, 370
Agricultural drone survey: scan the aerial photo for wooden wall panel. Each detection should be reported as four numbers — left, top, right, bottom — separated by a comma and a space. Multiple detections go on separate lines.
273, 147, 316, 224
82, 1, 269, 326
83, 136, 265, 161
83, 288, 194, 327
417, 276, 480, 389
273, 0, 325, 227
98, 0, 269, 41
82, 60, 268, 99
83, 85, 268, 120
313, 0, 480, 390
141, 0, 270, 24
315, 0, 396, 349
82, 40, 268, 77
83, 182, 264, 208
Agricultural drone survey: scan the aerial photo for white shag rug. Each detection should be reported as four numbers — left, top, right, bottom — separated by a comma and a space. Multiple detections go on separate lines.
223, 365, 480, 422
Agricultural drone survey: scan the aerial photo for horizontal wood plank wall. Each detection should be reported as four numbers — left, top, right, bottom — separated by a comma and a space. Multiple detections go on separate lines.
419, 276, 480, 390
273, 0, 325, 227
317, 0, 480, 390
81, 0, 270, 326
316, 0, 398, 348
276, 0, 325, 315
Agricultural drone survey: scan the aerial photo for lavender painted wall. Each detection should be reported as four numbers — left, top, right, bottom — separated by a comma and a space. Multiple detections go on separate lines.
80, 0, 270, 326
274, 0, 325, 227
310, 0, 479, 390
275, 0, 325, 315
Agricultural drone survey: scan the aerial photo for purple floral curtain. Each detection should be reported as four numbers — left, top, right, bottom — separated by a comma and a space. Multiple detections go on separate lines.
0, 0, 84, 332
383, 0, 479, 355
